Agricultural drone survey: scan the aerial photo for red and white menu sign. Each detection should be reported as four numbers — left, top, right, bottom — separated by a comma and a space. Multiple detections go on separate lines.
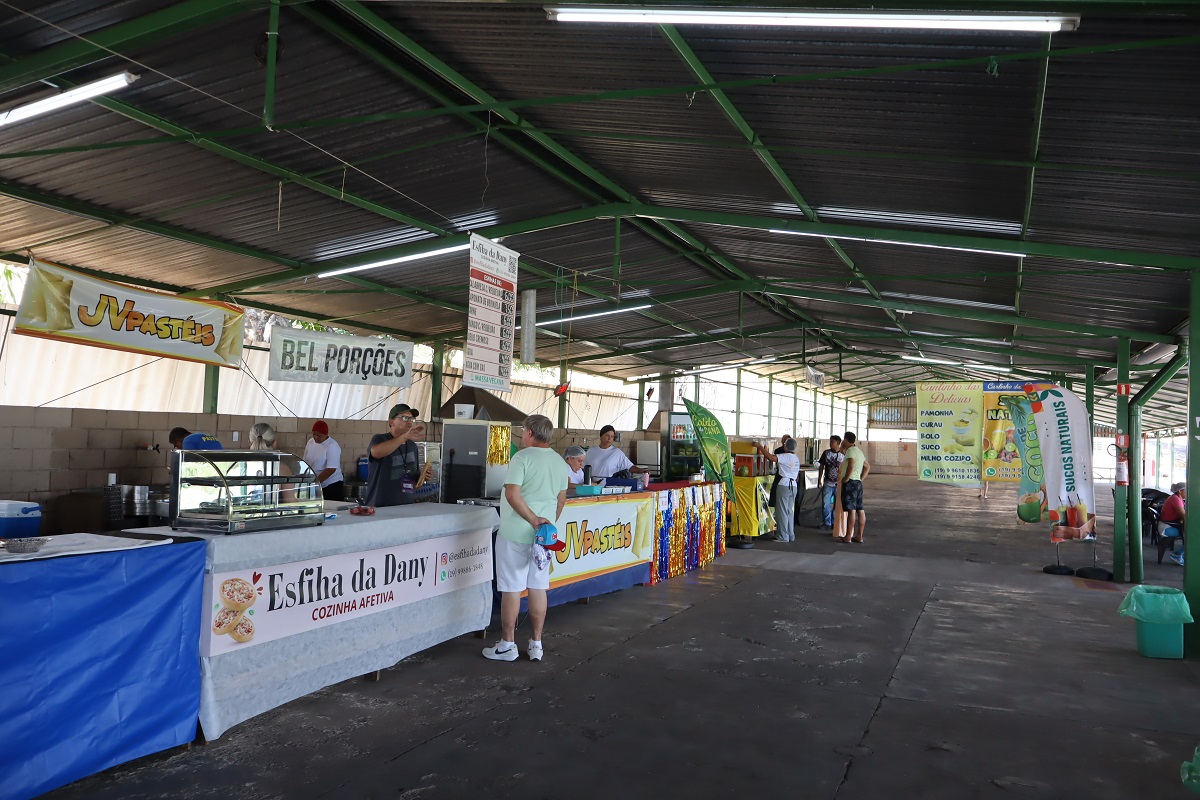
464, 233, 518, 392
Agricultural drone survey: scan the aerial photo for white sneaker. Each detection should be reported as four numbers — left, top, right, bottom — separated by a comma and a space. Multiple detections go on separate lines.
527, 640, 544, 661
482, 642, 519, 661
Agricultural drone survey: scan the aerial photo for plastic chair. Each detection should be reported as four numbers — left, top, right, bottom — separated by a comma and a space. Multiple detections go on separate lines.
1156, 520, 1185, 564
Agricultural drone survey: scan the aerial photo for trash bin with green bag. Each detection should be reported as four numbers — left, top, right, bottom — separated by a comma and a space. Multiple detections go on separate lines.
1182, 746, 1200, 794
1117, 585, 1194, 658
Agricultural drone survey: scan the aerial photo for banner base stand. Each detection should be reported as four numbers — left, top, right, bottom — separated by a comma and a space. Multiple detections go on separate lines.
727, 536, 756, 550
1074, 566, 1113, 581
1043, 564, 1075, 575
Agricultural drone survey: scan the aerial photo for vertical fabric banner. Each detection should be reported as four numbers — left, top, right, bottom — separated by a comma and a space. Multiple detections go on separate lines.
681, 398, 734, 503
1006, 385, 1095, 541
1001, 394, 1048, 525
916, 382, 983, 486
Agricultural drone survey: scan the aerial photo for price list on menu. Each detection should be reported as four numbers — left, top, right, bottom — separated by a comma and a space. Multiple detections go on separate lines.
463, 233, 519, 392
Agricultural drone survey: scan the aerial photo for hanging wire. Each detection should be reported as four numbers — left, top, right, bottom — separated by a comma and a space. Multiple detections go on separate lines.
238, 357, 295, 417
37, 358, 165, 407
0, 1, 460, 228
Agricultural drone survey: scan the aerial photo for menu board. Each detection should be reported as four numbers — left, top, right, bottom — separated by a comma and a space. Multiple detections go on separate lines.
463, 234, 519, 392
916, 382, 984, 487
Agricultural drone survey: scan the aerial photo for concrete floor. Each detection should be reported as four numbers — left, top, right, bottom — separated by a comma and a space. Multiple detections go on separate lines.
46, 475, 1199, 799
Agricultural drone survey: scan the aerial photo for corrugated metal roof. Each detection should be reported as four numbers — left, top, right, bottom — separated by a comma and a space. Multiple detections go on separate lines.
0, 3, 1195, 424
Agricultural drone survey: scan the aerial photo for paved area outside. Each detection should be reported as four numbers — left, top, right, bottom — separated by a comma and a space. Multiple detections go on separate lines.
46, 475, 1199, 799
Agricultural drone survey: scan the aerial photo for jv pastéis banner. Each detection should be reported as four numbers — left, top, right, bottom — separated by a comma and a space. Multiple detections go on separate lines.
267, 324, 414, 387
15, 258, 244, 368
201, 528, 492, 656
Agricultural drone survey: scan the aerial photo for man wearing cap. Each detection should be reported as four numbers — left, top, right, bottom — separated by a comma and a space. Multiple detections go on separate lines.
304, 420, 344, 501
483, 414, 568, 663
365, 404, 422, 507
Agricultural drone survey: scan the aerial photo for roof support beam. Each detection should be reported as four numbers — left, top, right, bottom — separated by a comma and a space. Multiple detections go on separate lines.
659, 25, 919, 346
327, 0, 839, 346
1012, 32, 1053, 344
0, 0, 248, 94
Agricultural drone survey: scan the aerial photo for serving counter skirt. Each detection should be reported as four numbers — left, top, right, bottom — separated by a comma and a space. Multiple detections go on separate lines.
0, 537, 206, 800
133, 503, 498, 740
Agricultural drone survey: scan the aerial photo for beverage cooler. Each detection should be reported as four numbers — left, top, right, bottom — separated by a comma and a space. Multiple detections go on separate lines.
440, 420, 511, 504
662, 412, 702, 481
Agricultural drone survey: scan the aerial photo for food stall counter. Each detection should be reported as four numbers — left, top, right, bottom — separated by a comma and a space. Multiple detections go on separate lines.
131, 502, 498, 740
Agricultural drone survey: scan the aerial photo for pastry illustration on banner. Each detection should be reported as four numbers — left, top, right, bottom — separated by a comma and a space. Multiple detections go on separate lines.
209, 574, 263, 644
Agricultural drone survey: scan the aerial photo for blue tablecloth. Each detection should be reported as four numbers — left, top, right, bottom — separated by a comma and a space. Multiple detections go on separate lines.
0, 538, 205, 800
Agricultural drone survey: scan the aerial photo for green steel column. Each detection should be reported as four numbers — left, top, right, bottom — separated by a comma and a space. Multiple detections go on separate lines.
558, 362, 568, 429
812, 389, 818, 439
792, 382, 798, 437
203, 365, 219, 415
637, 379, 646, 430
694, 374, 699, 403
767, 376, 773, 437
830, 393, 836, 436
262, 0, 280, 129
1188, 276, 1200, 655
1085, 369, 1095, 420
1128, 404, 1143, 583
1113, 338, 1130, 583
431, 339, 444, 415
735, 369, 742, 436
1156, 435, 1163, 489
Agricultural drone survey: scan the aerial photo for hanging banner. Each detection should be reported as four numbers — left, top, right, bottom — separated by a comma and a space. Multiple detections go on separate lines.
464, 234, 518, 392
980, 382, 1055, 483
546, 495, 655, 590
15, 259, 243, 368
916, 382, 983, 486
267, 325, 414, 387
682, 398, 735, 503
1025, 384, 1096, 542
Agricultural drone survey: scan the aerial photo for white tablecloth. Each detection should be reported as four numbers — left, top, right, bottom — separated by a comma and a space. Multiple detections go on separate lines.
131, 503, 498, 739
0, 532, 171, 563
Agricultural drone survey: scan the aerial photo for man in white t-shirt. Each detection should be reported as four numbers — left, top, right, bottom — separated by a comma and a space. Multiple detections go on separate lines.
583, 425, 646, 479
483, 415, 569, 664
303, 420, 344, 501
757, 439, 800, 542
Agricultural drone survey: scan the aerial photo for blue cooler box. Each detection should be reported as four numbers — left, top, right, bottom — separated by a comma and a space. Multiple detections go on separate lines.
0, 500, 41, 537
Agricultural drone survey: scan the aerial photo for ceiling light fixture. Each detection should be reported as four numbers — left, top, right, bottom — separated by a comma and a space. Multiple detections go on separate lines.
815, 207, 1023, 236
769, 228, 1025, 259
545, 7, 1079, 32
317, 243, 470, 278
534, 304, 652, 326
0, 71, 139, 127
901, 355, 959, 365
844, 287, 1016, 313
962, 362, 1013, 373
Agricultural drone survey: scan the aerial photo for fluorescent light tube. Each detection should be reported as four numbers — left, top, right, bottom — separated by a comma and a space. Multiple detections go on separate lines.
962, 362, 1012, 372
0, 71, 138, 127
545, 8, 1079, 32
318, 243, 470, 278
535, 304, 652, 326
902, 355, 958, 365
770, 228, 1025, 259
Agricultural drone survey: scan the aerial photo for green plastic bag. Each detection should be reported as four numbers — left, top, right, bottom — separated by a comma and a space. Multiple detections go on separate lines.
1181, 746, 1200, 793
1118, 585, 1194, 625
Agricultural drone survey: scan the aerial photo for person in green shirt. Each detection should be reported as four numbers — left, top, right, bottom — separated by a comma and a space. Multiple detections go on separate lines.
839, 431, 870, 543
483, 414, 569, 663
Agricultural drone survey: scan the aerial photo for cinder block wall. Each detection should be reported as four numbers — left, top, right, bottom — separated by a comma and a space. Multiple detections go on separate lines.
865, 441, 917, 475
0, 405, 430, 505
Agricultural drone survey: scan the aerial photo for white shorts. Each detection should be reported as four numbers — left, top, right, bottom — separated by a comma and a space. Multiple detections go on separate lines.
494, 536, 550, 593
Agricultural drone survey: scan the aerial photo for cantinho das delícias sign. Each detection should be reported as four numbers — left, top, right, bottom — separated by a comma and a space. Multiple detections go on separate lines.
201, 529, 492, 656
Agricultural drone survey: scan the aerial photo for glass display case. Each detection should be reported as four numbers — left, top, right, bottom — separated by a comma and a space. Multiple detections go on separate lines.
170, 449, 325, 534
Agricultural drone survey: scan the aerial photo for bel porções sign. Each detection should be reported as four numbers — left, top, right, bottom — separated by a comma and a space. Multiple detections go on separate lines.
268, 324, 415, 387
